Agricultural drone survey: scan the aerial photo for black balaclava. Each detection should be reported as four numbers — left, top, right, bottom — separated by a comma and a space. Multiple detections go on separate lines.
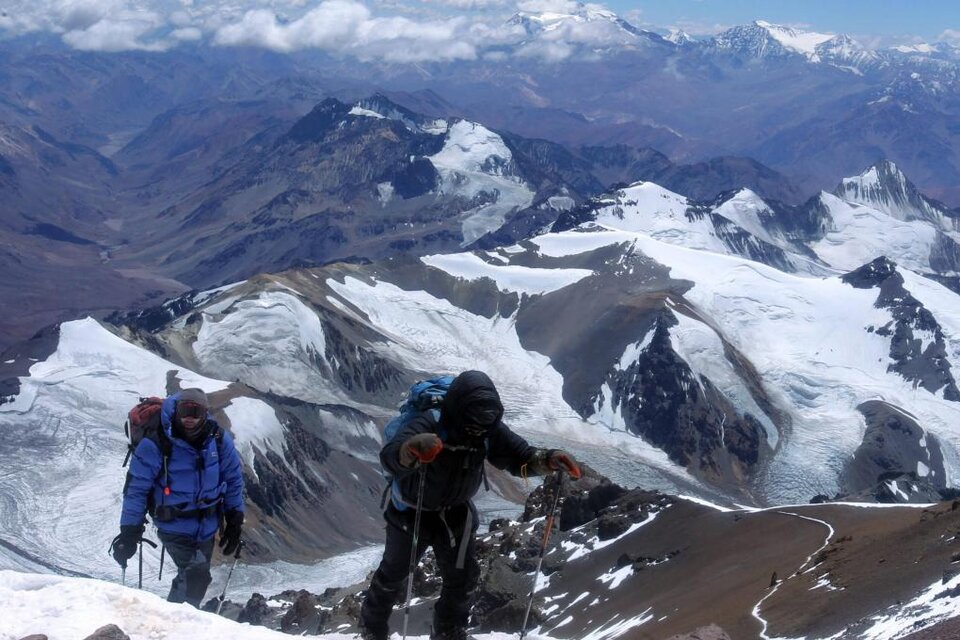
441, 370, 504, 440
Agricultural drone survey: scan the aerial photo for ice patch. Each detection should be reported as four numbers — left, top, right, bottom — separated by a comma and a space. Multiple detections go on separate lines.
428, 120, 534, 245
223, 396, 287, 478
421, 252, 592, 295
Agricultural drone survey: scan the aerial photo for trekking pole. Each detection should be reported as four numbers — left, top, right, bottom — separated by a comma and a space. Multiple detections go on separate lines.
402, 465, 428, 640
137, 538, 157, 590
215, 540, 244, 616
121, 565, 127, 587
520, 471, 564, 640
158, 545, 165, 580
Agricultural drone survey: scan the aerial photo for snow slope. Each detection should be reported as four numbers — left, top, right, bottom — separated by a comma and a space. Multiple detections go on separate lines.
527, 226, 960, 502
0, 314, 380, 587
0, 570, 548, 640
0, 318, 228, 578
427, 120, 534, 245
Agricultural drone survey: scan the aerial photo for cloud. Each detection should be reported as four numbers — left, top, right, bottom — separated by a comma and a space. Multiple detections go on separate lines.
516, 38, 573, 61
213, 0, 477, 61
214, 2, 371, 52
57, 0, 120, 31
170, 26, 203, 41
62, 16, 170, 52
515, 0, 580, 13
940, 29, 960, 47
667, 19, 731, 36
420, 0, 510, 9
0, 0, 647, 62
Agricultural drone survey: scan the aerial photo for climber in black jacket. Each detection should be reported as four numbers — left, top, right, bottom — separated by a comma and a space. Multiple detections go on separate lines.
359, 370, 581, 640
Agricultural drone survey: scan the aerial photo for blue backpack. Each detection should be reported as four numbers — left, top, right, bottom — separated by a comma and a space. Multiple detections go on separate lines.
382, 375, 488, 510
383, 375, 455, 444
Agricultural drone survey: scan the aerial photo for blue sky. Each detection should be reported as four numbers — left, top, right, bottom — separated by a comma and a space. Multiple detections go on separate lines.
622, 0, 959, 41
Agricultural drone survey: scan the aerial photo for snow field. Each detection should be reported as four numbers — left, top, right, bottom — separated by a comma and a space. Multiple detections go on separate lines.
420, 252, 593, 295
427, 120, 534, 245
0, 318, 229, 578
194, 291, 344, 404
530, 226, 960, 502
0, 570, 552, 640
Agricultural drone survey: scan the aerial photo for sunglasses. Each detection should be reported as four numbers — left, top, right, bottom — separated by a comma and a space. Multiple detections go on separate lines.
176, 401, 206, 420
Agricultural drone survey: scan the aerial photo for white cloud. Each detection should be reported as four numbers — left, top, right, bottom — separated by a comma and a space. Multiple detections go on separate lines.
170, 26, 203, 41
354, 15, 477, 61
516, 38, 573, 61
213, 0, 477, 61
57, 0, 120, 31
62, 16, 170, 52
668, 19, 731, 37
421, 0, 510, 9
213, 2, 370, 52
940, 29, 960, 47
0, 0, 645, 62
516, 0, 580, 14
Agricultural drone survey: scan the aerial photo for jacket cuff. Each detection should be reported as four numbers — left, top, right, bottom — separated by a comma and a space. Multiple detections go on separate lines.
525, 448, 556, 476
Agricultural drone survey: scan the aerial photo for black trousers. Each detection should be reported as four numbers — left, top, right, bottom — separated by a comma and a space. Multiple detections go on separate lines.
361, 502, 480, 637
157, 531, 215, 607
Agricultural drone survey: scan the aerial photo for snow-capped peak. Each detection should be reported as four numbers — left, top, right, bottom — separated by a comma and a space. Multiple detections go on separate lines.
351, 94, 449, 136
834, 160, 953, 228
664, 28, 694, 45
753, 20, 836, 60
506, 2, 652, 40
894, 43, 938, 55
891, 41, 960, 60
712, 20, 873, 66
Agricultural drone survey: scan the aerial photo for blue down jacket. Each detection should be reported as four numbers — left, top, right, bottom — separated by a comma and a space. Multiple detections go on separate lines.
120, 393, 245, 541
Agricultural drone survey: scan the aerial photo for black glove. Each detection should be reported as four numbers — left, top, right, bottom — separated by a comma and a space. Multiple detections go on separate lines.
110, 525, 142, 568
219, 510, 243, 556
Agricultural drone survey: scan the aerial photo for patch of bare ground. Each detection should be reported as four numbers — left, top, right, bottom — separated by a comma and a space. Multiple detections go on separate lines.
542, 500, 829, 639
665, 624, 732, 640
760, 501, 960, 639
899, 615, 960, 639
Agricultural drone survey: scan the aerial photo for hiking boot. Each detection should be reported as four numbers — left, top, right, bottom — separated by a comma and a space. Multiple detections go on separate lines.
430, 626, 468, 640
357, 622, 388, 640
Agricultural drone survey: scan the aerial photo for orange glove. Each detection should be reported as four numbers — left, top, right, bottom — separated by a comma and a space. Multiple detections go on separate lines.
400, 433, 444, 467
548, 450, 581, 479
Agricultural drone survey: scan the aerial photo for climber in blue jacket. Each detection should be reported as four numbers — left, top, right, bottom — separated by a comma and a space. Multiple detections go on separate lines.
111, 388, 245, 607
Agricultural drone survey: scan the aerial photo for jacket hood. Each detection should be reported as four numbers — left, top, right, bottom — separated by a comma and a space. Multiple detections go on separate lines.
440, 370, 504, 433
161, 392, 214, 443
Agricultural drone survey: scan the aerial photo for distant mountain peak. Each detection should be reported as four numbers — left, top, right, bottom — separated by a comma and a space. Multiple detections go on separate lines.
506, 3, 658, 42
835, 160, 953, 226
714, 20, 872, 66
752, 20, 836, 57
664, 28, 694, 45
352, 94, 449, 135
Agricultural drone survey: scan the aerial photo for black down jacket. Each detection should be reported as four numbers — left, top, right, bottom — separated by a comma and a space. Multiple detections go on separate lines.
381, 370, 536, 511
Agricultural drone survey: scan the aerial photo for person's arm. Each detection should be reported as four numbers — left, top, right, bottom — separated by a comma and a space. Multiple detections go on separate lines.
218, 430, 245, 513
486, 422, 536, 475
120, 439, 162, 527
487, 423, 582, 479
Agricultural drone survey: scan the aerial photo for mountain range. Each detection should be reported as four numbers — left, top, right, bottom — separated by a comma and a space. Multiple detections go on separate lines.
5, 6, 960, 637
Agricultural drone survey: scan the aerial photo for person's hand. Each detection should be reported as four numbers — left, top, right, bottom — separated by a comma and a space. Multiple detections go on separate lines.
219, 510, 243, 556
400, 433, 443, 467
548, 450, 582, 479
110, 525, 142, 567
